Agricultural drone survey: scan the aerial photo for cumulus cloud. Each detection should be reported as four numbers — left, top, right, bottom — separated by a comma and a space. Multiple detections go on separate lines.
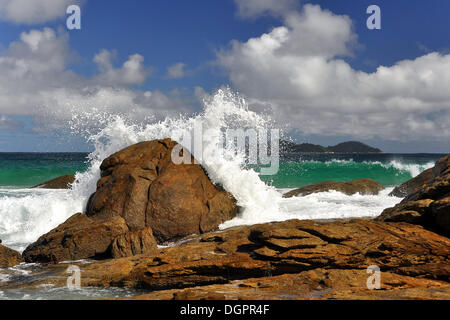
0, 28, 193, 132
93, 49, 151, 86
166, 62, 186, 79
234, 0, 298, 18
0, 0, 82, 24
217, 4, 450, 141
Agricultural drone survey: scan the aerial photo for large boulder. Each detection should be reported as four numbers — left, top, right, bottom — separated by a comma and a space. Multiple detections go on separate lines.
283, 178, 383, 198
377, 155, 450, 235
32, 174, 75, 189
0, 244, 23, 268
86, 139, 238, 243
22, 213, 130, 263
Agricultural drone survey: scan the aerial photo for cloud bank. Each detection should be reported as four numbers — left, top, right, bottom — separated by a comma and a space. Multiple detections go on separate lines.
0, 0, 82, 24
218, 4, 450, 141
0, 27, 192, 132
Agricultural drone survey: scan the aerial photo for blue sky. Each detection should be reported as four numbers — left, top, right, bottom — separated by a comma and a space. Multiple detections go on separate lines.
0, 0, 449, 152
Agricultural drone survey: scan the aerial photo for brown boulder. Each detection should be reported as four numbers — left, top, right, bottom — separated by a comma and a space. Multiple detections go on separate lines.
0, 244, 23, 268
377, 155, 450, 235
111, 227, 158, 259
32, 174, 75, 189
283, 178, 383, 198
86, 139, 238, 243
22, 213, 129, 263
389, 168, 433, 198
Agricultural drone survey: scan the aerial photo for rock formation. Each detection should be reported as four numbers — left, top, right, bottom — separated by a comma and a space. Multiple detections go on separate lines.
0, 244, 23, 268
23, 139, 238, 263
389, 168, 433, 198
22, 213, 130, 263
86, 139, 237, 243
377, 155, 450, 235
5, 218, 449, 300
32, 174, 75, 189
283, 178, 383, 198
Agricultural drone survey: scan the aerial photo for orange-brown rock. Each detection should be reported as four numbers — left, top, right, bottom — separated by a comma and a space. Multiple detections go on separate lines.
32, 174, 75, 189
3, 219, 450, 300
86, 139, 238, 243
111, 227, 158, 259
0, 244, 23, 268
22, 213, 129, 263
389, 168, 433, 198
283, 178, 383, 198
123, 270, 450, 300
377, 155, 450, 235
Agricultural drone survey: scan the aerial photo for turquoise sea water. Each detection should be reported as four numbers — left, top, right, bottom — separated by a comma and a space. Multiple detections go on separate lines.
0, 152, 444, 189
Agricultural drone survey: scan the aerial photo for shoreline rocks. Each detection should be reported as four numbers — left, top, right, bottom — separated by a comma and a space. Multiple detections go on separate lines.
4, 218, 449, 300
0, 244, 23, 268
23, 139, 238, 263
86, 139, 237, 243
22, 213, 130, 263
389, 168, 433, 198
283, 178, 383, 198
377, 155, 450, 235
32, 174, 75, 189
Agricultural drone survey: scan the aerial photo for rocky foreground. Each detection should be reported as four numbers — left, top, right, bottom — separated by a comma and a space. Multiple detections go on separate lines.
0, 141, 449, 300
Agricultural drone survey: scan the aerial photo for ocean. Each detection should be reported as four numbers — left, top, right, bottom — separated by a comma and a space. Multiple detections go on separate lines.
0, 151, 443, 253
0, 89, 446, 299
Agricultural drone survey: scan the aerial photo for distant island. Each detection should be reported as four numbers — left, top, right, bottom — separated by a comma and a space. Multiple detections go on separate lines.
281, 141, 383, 154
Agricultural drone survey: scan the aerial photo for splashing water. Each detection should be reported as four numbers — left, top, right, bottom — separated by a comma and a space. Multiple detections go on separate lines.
70, 88, 284, 227
0, 88, 408, 251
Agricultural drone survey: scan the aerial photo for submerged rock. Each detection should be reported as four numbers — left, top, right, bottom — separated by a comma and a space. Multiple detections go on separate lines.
86, 139, 238, 243
32, 174, 75, 189
0, 244, 23, 268
283, 178, 384, 198
377, 155, 450, 235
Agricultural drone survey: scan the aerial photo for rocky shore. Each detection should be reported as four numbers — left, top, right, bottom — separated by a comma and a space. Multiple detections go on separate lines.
0, 140, 449, 300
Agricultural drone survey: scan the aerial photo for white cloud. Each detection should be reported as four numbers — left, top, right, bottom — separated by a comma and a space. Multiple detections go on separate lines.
234, 0, 298, 18
166, 62, 186, 79
93, 49, 151, 86
217, 4, 450, 141
0, 0, 81, 24
0, 28, 193, 132
0, 115, 21, 130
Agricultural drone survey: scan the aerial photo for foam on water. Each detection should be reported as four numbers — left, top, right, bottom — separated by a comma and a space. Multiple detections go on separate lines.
0, 189, 84, 252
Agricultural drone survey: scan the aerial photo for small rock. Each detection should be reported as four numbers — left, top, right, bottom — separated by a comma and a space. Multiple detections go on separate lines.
0, 244, 23, 268
32, 174, 75, 189
283, 178, 383, 198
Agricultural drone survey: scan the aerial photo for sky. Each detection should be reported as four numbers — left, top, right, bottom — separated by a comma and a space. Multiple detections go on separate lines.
0, 0, 449, 153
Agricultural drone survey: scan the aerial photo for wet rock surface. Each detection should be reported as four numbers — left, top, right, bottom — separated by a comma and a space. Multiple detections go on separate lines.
5, 218, 449, 300
377, 155, 450, 235
0, 244, 23, 268
86, 139, 238, 243
32, 174, 75, 189
283, 178, 384, 198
